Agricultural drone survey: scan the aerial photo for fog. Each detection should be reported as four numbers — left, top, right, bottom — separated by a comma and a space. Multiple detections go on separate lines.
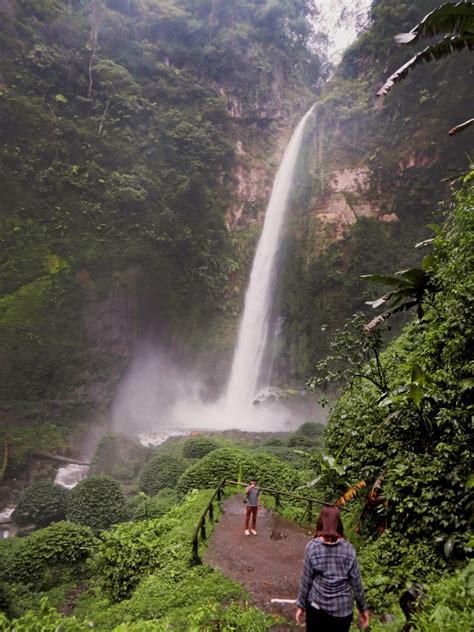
111, 344, 325, 441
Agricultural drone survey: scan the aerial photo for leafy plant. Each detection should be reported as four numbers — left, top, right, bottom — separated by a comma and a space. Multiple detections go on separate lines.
377, 2, 474, 134
0, 597, 90, 631
323, 178, 473, 575
176, 447, 299, 497
411, 563, 474, 631
94, 518, 169, 601
90, 433, 147, 481
182, 436, 220, 459
67, 475, 125, 533
133, 488, 177, 521
12, 481, 68, 527
306, 312, 388, 394
362, 254, 437, 327
0, 521, 96, 589
138, 454, 188, 496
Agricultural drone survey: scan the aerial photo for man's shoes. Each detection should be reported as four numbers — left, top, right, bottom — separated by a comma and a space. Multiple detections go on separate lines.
251, 529, 258, 536
245, 529, 250, 536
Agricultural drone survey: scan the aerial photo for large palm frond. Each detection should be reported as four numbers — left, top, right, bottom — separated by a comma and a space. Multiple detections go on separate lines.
377, 2, 474, 100
394, 1, 474, 45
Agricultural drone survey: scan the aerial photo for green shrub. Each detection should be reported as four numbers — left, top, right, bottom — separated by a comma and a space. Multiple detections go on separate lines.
12, 481, 68, 527
167, 601, 274, 631
0, 521, 96, 589
358, 532, 447, 612
92, 566, 246, 628
182, 436, 220, 459
262, 437, 285, 447
93, 490, 223, 603
138, 454, 188, 496
0, 581, 9, 615
0, 597, 90, 631
176, 448, 253, 496
296, 422, 325, 440
110, 601, 274, 631
287, 434, 313, 447
95, 518, 169, 601
133, 488, 177, 520
90, 434, 147, 482
411, 565, 474, 631
67, 475, 125, 533
250, 451, 301, 489
176, 447, 300, 497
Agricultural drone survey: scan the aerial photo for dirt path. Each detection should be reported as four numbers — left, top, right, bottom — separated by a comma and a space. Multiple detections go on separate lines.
204, 494, 314, 630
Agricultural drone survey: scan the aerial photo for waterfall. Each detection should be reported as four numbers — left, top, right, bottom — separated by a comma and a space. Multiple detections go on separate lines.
225, 105, 315, 423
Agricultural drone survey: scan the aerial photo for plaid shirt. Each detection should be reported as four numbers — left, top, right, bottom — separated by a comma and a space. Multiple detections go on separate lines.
296, 537, 368, 617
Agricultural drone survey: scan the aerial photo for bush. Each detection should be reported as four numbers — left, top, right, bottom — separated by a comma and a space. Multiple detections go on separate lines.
67, 475, 125, 533
93, 490, 224, 603
115, 566, 244, 621
176, 447, 300, 497
95, 518, 169, 601
287, 434, 313, 447
0, 597, 90, 631
358, 532, 447, 612
411, 565, 474, 631
176, 448, 253, 497
133, 488, 177, 520
250, 451, 301, 489
182, 436, 220, 459
91, 566, 246, 628
0, 521, 96, 589
138, 454, 188, 496
296, 422, 325, 440
90, 434, 147, 482
12, 482, 68, 527
262, 437, 285, 447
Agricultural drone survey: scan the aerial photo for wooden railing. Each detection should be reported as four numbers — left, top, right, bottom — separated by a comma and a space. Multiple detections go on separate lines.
191, 478, 227, 563
190, 479, 333, 564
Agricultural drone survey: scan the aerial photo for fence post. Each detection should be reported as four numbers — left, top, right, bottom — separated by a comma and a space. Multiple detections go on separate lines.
209, 501, 214, 522
200, 520, 206, 541
275, 493, 281, 509
308, 500, 313, 524
192, 537, 200, 564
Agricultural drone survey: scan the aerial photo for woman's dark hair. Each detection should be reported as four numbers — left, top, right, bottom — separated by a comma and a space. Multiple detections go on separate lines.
315, 505, 344, 543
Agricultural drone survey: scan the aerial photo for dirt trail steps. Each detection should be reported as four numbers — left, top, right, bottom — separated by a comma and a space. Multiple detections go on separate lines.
204, 494, 314, 630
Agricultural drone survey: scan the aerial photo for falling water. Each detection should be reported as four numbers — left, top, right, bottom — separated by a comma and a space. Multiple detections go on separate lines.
225, 105, 315, 423
54, 464, 90, 489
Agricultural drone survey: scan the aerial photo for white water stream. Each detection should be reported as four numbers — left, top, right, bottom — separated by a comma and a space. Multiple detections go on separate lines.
54, 464, 90, 489
224, 105, 316, 423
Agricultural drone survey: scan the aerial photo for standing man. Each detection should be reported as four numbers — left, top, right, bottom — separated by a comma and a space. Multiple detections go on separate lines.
244, 478, 260, 536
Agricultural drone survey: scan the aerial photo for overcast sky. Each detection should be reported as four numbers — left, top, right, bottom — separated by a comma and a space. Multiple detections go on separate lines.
313, 0, 373, 63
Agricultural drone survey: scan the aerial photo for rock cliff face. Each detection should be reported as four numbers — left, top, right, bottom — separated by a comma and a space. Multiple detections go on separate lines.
271, 0, 474, 383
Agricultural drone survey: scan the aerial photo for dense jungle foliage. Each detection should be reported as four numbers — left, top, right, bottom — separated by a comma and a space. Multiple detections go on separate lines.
0, 0, 321, 411
316, 175, 473, 620
275, 0, 474, 381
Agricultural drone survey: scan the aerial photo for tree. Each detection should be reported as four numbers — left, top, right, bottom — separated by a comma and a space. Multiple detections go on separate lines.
306, 312, 388, 395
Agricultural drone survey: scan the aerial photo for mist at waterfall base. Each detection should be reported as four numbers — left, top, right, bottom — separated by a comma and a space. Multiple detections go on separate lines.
111, 345, 319, 440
